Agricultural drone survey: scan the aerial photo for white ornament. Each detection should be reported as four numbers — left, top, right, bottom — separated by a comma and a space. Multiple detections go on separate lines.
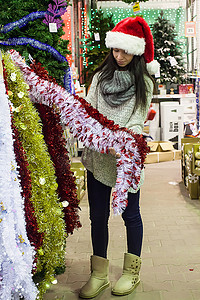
10, 72, 17, 81
62, 201, 69, 208
17, 91, 24, 98
39, 177, 46, 185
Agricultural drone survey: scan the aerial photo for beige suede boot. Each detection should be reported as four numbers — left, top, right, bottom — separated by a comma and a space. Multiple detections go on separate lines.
112, 253, 141, 296
79, 255, 110, 299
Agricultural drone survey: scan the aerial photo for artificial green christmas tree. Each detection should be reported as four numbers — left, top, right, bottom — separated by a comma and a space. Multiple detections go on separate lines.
151, 11, 186, 84
83, 9, 114, 86
0, 0, 70, 87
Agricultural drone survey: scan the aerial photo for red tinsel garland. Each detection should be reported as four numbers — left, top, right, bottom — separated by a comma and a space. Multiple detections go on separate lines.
29, 60, 81, 234
76, 96, 149, 166
30, 61, 57, 85
35, 102, 81, 234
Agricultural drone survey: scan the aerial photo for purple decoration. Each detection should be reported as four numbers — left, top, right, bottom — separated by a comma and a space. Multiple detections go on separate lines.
43, 0, 68, 28
1, 11, 49, 34
43, 16, 63, 29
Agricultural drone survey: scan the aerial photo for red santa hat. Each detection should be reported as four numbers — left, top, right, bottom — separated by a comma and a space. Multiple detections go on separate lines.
105, 16, 160, 75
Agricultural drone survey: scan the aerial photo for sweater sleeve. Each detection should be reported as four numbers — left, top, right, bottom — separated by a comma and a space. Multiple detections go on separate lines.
125, 76, 154, 134
85, 73, 99, 108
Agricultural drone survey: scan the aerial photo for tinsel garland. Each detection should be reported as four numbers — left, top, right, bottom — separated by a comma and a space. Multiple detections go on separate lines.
11, 119, 44, 269
0, 38, 74, 93
2, 53, 66, 299
0, 11, 48, 34
0, 76, 38, 299
10, 49, 149, 215
35, 103, 81, 234
30, 61, 57, 84
30, 60, 81, 234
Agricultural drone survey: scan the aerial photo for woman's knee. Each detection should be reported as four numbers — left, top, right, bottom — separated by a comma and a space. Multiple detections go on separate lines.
122, 212, 142, 227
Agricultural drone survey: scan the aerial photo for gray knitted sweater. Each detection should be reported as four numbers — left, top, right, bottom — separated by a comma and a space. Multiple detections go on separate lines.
81, 72, 154, 193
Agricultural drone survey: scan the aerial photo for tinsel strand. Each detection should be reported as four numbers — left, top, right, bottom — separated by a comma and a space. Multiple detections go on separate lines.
0, 74, 38, 300
35, 103, 81, 234
30, 60, 81, 233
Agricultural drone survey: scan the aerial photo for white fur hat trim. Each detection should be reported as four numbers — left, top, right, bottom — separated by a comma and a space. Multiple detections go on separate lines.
105, 31, 145, 55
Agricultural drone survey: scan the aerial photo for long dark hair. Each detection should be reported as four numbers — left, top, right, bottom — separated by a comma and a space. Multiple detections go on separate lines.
88, 50, 156, 112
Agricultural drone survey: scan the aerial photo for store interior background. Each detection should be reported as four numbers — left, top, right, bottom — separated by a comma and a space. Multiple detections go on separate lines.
1, 0, 200, 299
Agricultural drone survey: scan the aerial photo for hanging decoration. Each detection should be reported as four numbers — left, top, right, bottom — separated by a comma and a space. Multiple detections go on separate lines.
43, 0, 68, 30
10, 49, 149, 215
0, 77, 38, 300
0, 38, 73, 93
0, 11, 48, 34
3, 52, 67, 299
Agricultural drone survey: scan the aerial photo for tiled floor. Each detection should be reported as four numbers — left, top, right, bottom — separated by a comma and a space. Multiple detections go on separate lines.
44, 160, 200, 300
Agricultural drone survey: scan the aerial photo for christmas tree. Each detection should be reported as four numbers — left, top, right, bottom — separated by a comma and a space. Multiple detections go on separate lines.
83, 9, 114, 86
0, 0, 71, 88
151, 11, 186, 84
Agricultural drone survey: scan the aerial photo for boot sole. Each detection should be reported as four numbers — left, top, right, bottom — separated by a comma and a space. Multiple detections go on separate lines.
111, 279, 140, 296
79, 281, 110, 299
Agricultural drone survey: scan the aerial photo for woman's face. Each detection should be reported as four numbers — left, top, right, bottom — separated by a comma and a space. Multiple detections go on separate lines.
113, 48, 134, 68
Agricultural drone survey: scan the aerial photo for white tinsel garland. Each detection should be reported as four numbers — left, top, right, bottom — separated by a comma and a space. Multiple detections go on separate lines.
10, 49, 146, 215
0, 76, 38, 299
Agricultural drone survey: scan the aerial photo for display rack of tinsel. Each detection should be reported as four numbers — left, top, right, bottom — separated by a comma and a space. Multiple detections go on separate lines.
9, 49, 150, 215
2, 52, 67, 299
0, 76, 38, 299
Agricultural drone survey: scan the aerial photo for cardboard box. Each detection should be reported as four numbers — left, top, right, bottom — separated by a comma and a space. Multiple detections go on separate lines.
145, 152, 159, 164
145, 150, 175, 164
173, 150, 182, 160
148, 141, 174, 152
158, 151, 174, 162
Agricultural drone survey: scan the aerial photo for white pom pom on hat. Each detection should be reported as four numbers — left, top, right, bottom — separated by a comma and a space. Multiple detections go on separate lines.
105, 16, 160, 75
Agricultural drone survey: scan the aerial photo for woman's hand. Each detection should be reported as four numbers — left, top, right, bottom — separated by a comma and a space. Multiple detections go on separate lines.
109, 147, 121, 158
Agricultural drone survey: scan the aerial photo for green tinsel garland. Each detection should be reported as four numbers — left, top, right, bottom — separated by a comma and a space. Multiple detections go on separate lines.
3, 52, 67, 299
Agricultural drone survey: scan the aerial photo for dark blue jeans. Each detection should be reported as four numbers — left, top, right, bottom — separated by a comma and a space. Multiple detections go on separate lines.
87, 170, 143, 258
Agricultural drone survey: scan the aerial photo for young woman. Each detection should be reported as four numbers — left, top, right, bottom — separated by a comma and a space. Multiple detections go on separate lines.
80, 16, 159, 299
